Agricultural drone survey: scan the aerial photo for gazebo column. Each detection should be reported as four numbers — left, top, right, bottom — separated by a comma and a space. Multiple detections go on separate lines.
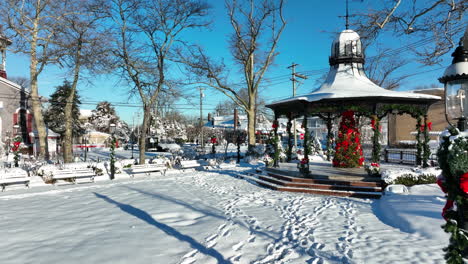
371, 115, 381, 163
286, 113, 293, 162
326, 115, 334, 161
415, 116, 423, 166
273, 113, 279, 168
422, 114, 430, 168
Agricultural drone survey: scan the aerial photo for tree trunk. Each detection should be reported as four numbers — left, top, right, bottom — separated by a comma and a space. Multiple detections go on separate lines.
138, 106, 151, 165
63, 44, 82, 163
247, 109, 256, 150
29, 30, 49, 161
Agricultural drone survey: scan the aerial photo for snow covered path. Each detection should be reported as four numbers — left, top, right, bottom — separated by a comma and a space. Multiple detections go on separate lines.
0, 170, 446, 264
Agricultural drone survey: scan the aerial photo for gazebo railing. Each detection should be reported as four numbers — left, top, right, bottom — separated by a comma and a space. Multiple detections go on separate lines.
363, 146, 438, 166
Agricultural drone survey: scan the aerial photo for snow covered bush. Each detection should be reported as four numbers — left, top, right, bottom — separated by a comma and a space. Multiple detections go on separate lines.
307, 136, 323, 156
263, 154, 273, 167
382, 167, 440, 186
364, 163, 380, 177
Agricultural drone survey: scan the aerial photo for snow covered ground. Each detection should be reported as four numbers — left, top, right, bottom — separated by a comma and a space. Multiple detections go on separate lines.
0, 166, 448, 264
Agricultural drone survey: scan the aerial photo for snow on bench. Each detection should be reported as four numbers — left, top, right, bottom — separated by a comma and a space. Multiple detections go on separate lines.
179, 160, 202, 169
124, 163, 168, 177
51, 168, 96, 185
0, 170, 30, 191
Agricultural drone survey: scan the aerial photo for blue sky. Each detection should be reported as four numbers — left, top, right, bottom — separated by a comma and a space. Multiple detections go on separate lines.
5, 0, 461, 125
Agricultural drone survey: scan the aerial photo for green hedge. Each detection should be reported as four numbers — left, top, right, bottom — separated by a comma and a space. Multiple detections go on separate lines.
389, 173, 437, 186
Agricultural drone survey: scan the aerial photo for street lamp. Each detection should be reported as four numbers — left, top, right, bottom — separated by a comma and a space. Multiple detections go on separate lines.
437, 31, 468, 260
109, 123, 116, 180
12, 124, 20, 167
83, 132, 89, 162
439, 38, 468, 130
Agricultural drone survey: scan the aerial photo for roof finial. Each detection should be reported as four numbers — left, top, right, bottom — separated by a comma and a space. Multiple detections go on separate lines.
345, 0, 349, 30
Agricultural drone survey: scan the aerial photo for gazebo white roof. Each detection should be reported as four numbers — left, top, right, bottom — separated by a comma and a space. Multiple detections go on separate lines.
267, 29, 440, 110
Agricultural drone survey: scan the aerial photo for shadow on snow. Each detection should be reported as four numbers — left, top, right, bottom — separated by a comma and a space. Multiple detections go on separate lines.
93, 192, 232, 264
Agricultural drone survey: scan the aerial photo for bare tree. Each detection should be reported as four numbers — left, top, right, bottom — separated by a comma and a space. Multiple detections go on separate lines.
353, 0, 467, 65
0, 0, 77, 160
57, 0, 110, 163
365, 47, 409, 90
9, 76, 30, 91
182, 0, 286, 151
108, 0, 210, 164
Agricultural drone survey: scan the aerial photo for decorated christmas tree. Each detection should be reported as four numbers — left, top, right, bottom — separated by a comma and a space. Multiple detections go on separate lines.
332, 110, 364, 167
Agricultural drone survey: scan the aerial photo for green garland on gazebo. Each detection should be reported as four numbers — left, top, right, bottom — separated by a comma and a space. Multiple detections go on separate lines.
333, 110, 364, 168
370, 115, 381, 163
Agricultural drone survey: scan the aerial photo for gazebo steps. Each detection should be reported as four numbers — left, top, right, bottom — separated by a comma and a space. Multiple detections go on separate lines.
236, 173, 382, 199
266, 172, 382, 188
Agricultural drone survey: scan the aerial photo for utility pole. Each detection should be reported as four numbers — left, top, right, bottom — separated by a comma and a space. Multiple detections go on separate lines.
199, 87, 205, 150
287, 63, 308, 150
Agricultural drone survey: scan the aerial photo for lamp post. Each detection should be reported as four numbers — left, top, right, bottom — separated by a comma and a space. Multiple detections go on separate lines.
109, 123, 116, 180
83, 132, 89, 162
5, 131, 11, 160
130, 130, 134, 159
437, 30, 468, 260
12, 124, 20, 167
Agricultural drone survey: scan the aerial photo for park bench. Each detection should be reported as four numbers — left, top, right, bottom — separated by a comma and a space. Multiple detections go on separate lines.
0, 170, 30, 191
178, 160, 204, 171
51, 168, 96, 184
124, 163, 167, 177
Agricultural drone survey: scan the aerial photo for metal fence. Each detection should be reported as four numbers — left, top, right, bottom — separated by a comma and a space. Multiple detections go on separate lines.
363, 147, 438, 166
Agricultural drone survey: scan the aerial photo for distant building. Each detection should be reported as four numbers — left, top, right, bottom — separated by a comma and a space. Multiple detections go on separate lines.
387, 88, 448, 147
0, 32, 35, 153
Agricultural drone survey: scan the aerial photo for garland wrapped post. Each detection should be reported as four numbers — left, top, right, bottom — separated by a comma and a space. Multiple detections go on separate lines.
300, 115, 310, 176
11, 136, 22, 167
272, 119, 280, 167
370, 115, 381, 163
422, 115, 431, 168
286, 114, 293, 162
437, 128, 468, 263
415, 116, 423, 166
333, 110, 364, 168
326, 117, 334, 161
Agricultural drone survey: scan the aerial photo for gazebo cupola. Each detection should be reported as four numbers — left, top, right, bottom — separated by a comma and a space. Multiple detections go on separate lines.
329, 29, 364, 68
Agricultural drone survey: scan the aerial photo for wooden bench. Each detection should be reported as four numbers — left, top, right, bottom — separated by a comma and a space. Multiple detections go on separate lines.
51, 168, 96, 184
124, 163, 167, 177
0, 170, 30, 191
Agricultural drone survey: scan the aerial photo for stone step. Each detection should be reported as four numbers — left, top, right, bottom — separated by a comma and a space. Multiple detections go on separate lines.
237, 173, 382, 199
259, 175, 382, 193
267, 172, 382, 188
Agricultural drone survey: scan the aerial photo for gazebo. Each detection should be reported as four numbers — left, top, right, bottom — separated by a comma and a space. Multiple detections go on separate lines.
267, 29, 440, 171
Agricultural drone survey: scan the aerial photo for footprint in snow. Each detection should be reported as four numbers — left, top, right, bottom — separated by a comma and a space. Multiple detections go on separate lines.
182, 250, 198, 259
205, 234, 217, 242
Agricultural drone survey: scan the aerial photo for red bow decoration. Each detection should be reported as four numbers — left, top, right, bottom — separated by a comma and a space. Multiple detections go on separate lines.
442, 200, 454, 220
11, 141, 21, 152
419, 122, 433, 132
460, 172, 468, 193
437, 174, 456, 220
272, 121, 278, 129
210, 137, 217, 144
